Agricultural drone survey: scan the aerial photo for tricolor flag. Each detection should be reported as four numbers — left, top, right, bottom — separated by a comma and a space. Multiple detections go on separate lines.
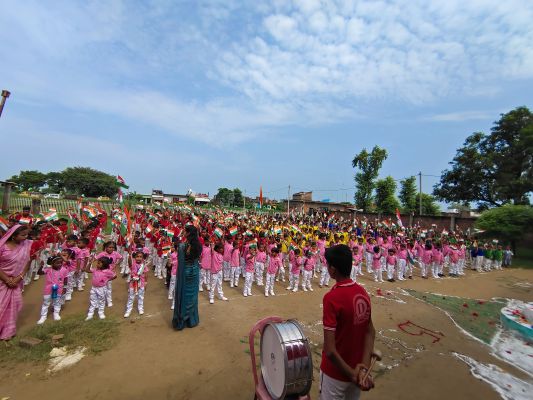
0, 216, 9, 231
229, 226, 238, 236
83, 206, 97, 218
289, 241, 298, 251
19, 217, 32, 225
214, 227, 223, 238
290, 224, 300, 232
259, 186, 263, 208
274, 226, 282, 235
145, 225, 153, 234
43, 210, 58, 222
395, 209, 403, 228
245, 230, 253, 237
116, 175, 129, 189
165, 229, 175, 238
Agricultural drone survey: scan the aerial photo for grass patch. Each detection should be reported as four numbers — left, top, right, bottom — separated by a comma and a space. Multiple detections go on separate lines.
514, 246, 533, 269
407, 290, 505, 344
0, 314, 120, 364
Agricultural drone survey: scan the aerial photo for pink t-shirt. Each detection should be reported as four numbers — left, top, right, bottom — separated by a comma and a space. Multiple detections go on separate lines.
223, 241, 233, 262
43, 266, 69, 295
256, 250, 267, 263
91, 268, 115, 287
129, 261, 147, 289
211, 251, 223, 273
386, 255, 397, 265
304, 255, 316, 271
372, 252, 382, 269
201, 246, 212, 270
291, 257, 302, 274
96, 251, 123, 272
245, 253, 256, 273
267, 255, 282, 274
230, 248, 240, 267
77, 248, 90, 270
171, 252, 178, 276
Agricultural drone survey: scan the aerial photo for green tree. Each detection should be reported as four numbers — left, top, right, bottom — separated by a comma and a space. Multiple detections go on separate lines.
416, 193, 440, 215
9, 170, 47, 191
61, 167, 119, 197
476, 205, 533, 252
44, 172, 65, 193
233, 188, 244, 207
374, 176, 400, 214
399, 176, 417, 213
214, 188, 233, 206
434, 107, 533, 207
352, 146, 388, 211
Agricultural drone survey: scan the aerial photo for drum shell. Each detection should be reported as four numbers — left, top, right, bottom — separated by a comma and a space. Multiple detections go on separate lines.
260, 320, 313, 400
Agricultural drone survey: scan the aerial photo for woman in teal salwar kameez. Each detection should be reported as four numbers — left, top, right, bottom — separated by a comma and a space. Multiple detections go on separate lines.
172, 225, 202, 330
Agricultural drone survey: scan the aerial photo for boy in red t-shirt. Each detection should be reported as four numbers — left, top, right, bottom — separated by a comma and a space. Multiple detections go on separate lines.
320, 244, 375, 399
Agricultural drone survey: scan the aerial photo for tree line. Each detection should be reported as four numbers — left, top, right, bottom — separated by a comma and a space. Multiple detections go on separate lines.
7, 167, 121, 198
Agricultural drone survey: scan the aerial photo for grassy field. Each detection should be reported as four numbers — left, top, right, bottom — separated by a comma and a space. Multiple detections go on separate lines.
0, 314, 120, 364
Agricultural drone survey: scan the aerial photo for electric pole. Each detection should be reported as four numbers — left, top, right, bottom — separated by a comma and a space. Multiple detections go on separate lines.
418, 171, 423, 216
287, 185, 290, 217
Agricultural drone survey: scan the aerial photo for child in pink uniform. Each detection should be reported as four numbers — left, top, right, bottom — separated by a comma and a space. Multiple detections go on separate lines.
209, 243, 228, 304
37, 255, 69, 324
397, 244, 408, 281
85, 256, 116, 320
372, 246, 383, 282
169, 245, 178, 309
243, 247, 256, 297
386, 248, 397, 282
302, 250, 316, 291
223, 237, 233, 281
255, 244, 267, 286
76, 238, 90, 290
124, 251, 148, 318
265, 248, 281, 296
230, 245, 241, 288
199, 238, 212, 292
96, 241, 123, 307
63, 248, 78, 301
287, 248, 302, 292
351, 246, 363, 281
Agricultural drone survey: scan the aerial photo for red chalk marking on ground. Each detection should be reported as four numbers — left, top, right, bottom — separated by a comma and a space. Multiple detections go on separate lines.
463, 303, 469, 308
398, 320, 445, 344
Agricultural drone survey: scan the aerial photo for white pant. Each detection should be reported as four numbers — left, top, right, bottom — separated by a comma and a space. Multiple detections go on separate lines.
476, 256, 484, 271
419, 261, 428, 277
320, 263, 330, 286
255, 262, 265, 285
243, 271, 254, 296
39, 294, 62, 319
288, 271, 300, 290
223, 261, 231, 281
168, 275, 176, 300
397, 259, 406, 280
65, 271, 76, 297
88, 286, 107, 317
277, 264, 286, 281
319, 371, 361, 400
200, 268, 211, 290
386, 263, 396, 280
155, 256, 167, 278
210, 271, 225, 301
484, 258, 492, 271
302, 270, 313, 289
125, 287, 145, 314
106, 280, 113, 306
373, 266, 383, 282
365, 252, 373, 273
265, 273, 276, 294
431, 262, 440, 278
230, 266, 240, 286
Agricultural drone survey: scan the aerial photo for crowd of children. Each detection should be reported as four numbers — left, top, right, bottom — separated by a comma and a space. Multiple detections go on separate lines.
2, 204, 514, 325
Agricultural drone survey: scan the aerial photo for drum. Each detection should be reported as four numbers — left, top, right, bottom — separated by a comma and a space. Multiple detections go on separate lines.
260, 319, 313, 399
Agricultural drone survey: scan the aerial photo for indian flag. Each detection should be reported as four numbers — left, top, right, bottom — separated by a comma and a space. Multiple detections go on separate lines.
289, 241, 298, 251
0, 216, 9, 231
165, 229, 175, 238
116, 175, 129, 189
19, 217, 32, 225
145, 225, 152, 234
83, 206, 97, 218
290, 224, 300, 232
44, 210, 58, 221
274, 226, 282, 235
245, 230, 253, 237
192, 214, 199, 224
214, 227, 223, 238
395, 208, 403, 228
229, 226, 238, 236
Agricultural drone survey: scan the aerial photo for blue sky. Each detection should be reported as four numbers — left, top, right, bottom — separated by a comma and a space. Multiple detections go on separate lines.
1, 0, 532, 203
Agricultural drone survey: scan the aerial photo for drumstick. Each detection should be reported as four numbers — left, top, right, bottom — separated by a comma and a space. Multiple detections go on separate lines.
362, 350, 382, 383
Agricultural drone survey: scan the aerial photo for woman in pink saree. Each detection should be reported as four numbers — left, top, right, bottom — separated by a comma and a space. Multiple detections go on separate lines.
0, 224, 32, 341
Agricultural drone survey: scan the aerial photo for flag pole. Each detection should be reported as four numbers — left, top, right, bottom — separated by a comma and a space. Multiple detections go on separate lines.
0, 90, 11, 119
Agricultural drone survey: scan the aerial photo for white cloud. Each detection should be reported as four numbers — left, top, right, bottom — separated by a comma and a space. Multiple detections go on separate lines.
215, 0, 533, 104
423, 111, 495, 122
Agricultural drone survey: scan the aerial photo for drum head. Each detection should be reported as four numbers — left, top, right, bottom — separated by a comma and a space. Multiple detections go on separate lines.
260, 324, 286, 400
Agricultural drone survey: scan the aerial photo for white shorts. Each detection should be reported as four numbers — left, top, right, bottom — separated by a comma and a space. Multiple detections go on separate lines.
319, 371, 361, 400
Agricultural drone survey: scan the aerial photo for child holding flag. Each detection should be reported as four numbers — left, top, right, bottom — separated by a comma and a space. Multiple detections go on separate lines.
209, 243, 228, 304
124, 250, 148, 318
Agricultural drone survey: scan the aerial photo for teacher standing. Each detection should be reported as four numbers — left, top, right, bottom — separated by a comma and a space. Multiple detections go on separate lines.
0, 225, 32, 341
172, 225, 202, 330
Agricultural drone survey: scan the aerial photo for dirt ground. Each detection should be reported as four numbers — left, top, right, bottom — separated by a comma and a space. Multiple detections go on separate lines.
1, 266, 532, 400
